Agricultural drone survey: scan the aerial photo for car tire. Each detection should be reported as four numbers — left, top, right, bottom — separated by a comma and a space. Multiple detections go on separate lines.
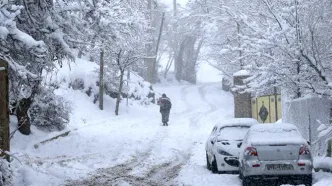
242, 176, 251, 186
303, 175, 312, 186
211, 156, 218, 174
239, 171, 243, 180
206, 152, 211, 170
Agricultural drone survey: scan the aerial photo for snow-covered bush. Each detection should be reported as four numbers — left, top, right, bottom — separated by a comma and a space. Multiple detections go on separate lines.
317, 123, 332, 157
29, 87, 70, 132
127, 72, 155, 105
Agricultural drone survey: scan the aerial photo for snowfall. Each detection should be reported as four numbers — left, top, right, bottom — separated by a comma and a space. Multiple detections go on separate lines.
9, 61, 332, 186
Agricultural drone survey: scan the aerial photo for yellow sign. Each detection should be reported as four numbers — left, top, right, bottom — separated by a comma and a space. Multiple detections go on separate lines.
252, 95, 282, 123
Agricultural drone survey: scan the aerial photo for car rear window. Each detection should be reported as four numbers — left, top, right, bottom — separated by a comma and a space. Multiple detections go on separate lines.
248, 128, 305, 145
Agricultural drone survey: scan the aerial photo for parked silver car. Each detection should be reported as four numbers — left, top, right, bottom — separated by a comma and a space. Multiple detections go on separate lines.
238, 123, 313, 186
205, 118, 259, 173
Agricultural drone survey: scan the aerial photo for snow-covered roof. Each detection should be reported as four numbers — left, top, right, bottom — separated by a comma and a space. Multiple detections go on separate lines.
233, 70, 250, 77
216, 118, 259, 128
248, 123, 307, 145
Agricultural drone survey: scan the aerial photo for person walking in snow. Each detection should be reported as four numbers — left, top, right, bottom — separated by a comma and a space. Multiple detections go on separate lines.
159, 93, 172, 126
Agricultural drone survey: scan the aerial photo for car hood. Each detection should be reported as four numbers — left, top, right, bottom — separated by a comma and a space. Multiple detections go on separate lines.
216, 140, 242, 157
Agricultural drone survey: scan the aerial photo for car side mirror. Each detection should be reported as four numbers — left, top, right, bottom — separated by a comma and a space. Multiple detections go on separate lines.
307, 141, 311, 145
237, 142, 242, 148
211, 140, 214, 145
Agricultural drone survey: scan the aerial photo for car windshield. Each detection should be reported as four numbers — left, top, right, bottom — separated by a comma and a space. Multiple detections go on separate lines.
218, 126, 249, 141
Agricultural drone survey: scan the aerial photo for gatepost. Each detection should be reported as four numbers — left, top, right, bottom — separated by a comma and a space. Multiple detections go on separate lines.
0, 59, 9, 160
233, 70, 252, 118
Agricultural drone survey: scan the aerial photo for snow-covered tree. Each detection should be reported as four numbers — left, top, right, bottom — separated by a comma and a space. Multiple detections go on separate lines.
192, 0, 332, 98
1, 0, 79, 135
165, 1, 205, 84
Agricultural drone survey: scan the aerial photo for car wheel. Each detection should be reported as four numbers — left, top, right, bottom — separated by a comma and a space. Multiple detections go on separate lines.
242, 176, 252, 186
239, 171, 243, 180
211, 156, 218, 174
303, 175, 312, 186
206, 152, 211, 170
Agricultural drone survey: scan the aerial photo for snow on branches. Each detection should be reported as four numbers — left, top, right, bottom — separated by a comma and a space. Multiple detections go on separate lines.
192, 0, 332, 98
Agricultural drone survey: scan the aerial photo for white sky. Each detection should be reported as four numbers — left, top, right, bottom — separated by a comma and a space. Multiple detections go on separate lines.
158, 0, 188, 7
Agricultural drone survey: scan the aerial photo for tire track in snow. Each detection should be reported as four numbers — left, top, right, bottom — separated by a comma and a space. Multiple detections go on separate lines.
172, 85, 194, 117
187, 84, 219, 128
141, 148, 190, 185
198, 83, 218, 113
65, 124, 170, 186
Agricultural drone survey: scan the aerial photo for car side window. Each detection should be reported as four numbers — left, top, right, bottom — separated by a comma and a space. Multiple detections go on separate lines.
243, 131, 250, 145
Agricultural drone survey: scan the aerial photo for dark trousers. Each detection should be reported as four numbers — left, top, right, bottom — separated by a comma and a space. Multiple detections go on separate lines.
161, 110, 170, 124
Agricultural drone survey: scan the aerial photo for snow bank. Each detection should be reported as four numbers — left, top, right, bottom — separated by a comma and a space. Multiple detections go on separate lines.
248, 123, 307, 145
314, 156, 332, 171
50, 58, 154, 105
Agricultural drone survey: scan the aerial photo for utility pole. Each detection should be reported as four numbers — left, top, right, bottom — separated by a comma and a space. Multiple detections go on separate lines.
0, 59, 10, 161
126, 69, 130, 108
99, 48, 104, 110
173, 0, 177, 16
173, 0, 178, 77
145, 0, 155, 84
152, 12, 165, 84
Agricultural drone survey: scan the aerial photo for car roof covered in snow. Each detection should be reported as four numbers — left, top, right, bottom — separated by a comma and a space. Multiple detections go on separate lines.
247, 123, 307, 145
215, 118, 259, 128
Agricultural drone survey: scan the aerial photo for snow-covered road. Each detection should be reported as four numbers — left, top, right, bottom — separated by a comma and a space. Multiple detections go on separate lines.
63, 83, 235, 186
11, 83, 332, 186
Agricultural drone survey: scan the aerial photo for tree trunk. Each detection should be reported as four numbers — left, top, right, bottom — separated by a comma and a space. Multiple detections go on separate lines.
164, 54, 174, 79
16, 79, 40, 135
78, 50, 83, 58
16, 98, 32, 135
115, 70, 124, 116
327, 140, 332, 157
182, 36, 199, 84
99, 49, 104, 110
175, 38, 186, 82
0, 59, 10, 160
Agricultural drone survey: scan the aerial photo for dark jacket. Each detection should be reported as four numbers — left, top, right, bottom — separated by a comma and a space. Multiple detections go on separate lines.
159, 97, 172, 112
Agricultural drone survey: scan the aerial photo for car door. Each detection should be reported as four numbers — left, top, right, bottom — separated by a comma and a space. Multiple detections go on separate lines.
239, 131, 250, 170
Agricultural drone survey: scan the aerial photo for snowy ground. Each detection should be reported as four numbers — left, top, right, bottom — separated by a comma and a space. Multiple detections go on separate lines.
10, 82, 332, 186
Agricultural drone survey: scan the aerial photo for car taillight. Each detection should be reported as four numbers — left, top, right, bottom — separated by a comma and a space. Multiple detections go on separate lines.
297, 162, 306, 166
244, 147, 258, 156
299, 145, 310, 155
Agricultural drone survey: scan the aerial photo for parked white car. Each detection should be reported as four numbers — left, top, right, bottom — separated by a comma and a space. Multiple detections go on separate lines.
238, 123, 313, 186
205, 118, 259, 173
